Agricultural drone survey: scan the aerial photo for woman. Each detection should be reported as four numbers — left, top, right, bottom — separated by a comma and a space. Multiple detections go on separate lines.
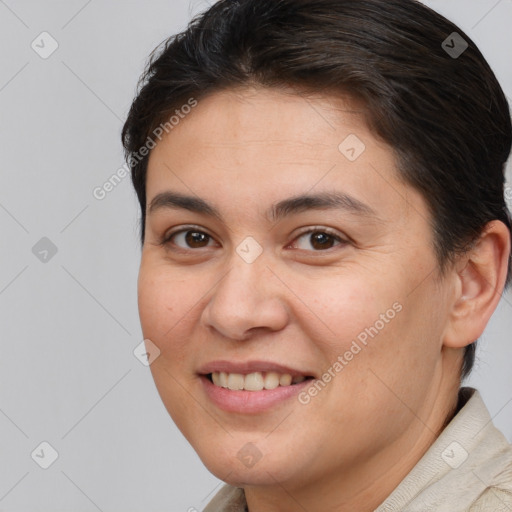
122, 0, 512, 509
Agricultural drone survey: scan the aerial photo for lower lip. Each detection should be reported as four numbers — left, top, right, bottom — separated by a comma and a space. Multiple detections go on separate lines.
200, 375, 312, 413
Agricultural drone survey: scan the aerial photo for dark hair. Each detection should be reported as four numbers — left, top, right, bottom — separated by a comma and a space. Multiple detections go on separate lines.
122, 0, 512, 378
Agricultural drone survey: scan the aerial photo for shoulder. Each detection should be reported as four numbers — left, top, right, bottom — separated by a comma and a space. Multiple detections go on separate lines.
470, 487, 512, 511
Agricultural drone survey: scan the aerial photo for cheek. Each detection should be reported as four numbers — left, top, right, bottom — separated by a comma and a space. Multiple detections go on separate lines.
137, 262, 202, 357
298, 268, 438, 402
297, 272, 393, 354
137, 264, 205, 424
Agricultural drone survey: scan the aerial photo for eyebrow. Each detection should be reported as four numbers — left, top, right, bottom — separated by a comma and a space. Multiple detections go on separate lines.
148, 190, 378, 222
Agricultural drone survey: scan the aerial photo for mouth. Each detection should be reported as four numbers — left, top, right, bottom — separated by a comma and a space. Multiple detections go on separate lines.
204, 371, 314, 391
198, 361, 316, 413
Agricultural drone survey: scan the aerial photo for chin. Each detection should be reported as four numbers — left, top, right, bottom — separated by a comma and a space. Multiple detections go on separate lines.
206, 459, 294, 488
195, 437, 303, 487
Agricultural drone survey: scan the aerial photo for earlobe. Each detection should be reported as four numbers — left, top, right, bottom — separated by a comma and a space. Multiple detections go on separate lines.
443, 220, 511, 349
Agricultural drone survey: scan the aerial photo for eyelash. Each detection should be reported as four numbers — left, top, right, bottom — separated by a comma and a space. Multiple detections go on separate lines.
159, 225, 348, 253
291, 227, 348, 251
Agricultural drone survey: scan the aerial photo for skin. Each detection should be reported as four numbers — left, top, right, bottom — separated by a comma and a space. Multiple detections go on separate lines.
137, 86, 510, 512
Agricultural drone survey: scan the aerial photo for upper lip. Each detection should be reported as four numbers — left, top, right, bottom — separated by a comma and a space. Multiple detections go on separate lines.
198, 360, 313, 377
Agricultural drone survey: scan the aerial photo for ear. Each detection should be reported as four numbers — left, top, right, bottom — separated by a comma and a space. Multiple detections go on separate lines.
443, 220, 511, 349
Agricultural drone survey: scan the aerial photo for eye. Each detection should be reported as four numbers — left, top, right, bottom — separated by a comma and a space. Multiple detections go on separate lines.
161, 227, 217, 250
291, 228, 347, 251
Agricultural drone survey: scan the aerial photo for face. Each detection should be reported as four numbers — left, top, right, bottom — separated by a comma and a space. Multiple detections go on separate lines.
138, 87, 456, 493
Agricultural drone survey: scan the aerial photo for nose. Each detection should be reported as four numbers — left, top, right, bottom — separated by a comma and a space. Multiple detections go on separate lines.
200, 252, 290, 341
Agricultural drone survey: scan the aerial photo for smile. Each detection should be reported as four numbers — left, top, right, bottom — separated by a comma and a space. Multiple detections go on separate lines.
209, 371, 308, 391
198, 361, 315, 413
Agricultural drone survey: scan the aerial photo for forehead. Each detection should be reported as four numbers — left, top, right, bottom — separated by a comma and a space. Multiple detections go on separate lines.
145, 87, 426, 225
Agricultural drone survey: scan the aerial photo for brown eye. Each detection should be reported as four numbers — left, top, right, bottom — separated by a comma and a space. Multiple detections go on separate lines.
293, 229, 346, 251
310, 232, 336, 250
164, 229, 216, 249
184, 231, 210, 248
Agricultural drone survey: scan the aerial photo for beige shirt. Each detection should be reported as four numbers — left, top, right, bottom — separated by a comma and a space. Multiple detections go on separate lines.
203, 387, 512, 511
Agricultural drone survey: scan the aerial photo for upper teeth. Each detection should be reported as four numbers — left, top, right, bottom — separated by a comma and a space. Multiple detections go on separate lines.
211, 372, 306, 391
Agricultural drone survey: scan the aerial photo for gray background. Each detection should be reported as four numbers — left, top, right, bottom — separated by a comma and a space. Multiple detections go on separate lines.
0, 1, 511, 510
